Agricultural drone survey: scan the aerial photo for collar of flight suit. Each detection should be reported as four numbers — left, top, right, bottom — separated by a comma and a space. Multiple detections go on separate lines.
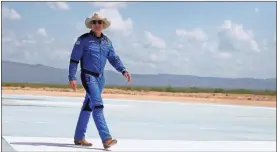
89, 30, 110, 45
89, 30, 104, 38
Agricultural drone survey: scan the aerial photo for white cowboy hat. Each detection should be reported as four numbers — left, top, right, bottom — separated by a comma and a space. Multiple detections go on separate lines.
85, 13, 111, 30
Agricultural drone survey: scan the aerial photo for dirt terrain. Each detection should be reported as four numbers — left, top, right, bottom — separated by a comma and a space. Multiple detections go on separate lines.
2, 87, 276, 107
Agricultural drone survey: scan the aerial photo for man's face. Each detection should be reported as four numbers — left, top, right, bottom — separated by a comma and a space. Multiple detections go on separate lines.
91, 20, 103, 32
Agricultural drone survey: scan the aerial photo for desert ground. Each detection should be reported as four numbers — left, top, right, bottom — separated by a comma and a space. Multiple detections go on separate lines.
2, 86, 276, 108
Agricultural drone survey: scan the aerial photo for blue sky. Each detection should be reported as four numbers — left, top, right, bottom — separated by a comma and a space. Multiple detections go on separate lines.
2, 2, 276, 78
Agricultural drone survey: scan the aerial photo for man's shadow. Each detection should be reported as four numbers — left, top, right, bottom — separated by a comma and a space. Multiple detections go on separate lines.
10, 141, 111, 151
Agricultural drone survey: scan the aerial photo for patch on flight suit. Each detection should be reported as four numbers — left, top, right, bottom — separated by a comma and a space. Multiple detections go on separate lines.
102, 38, 112, 47
75, 39, 81, 45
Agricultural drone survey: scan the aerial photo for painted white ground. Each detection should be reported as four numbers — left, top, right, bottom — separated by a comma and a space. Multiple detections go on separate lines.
2, 94, 276, 151
3, 136, 276, 152
2, 99, 135, 108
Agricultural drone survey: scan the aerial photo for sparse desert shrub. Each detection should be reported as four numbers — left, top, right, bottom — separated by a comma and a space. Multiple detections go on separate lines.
2, 82, 276, 96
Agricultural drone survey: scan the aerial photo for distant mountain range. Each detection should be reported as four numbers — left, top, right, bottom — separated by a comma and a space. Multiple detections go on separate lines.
2, 60, 276, 90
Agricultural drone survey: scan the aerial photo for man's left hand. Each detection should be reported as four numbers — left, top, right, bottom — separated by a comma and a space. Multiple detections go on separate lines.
123, 71, 132, 84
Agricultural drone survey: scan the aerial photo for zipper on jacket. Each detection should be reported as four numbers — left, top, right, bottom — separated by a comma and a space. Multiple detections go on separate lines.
98, 39, 101, 74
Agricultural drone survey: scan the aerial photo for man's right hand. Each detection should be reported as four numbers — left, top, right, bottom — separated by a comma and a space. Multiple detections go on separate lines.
69, 80, 77, 91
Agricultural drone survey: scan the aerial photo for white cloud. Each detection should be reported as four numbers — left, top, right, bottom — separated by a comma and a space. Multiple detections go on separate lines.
49, 49, 70, 60
108, 17, 272, 78
174, 28, 212, 54
2, 30, 36, 46
3, 28, 54, 47
79, 2, 133, 37
144, 31, 166, 49
2, 6, 21, 20
92, 2, 127, 9
167, 19, 275, 78
2, 30, 15, 43
217, 52, 232, 59
47, 2, 70, 10
21, 39, 36, 44
176, 28, 208, 41
44, 38, 55, 44
91, 8, 133, 36
2, 29, 62, 67
36, 28, 48, 37
218, 20, 260, 53
3, 2, 275, 80
254, 8, 259, 13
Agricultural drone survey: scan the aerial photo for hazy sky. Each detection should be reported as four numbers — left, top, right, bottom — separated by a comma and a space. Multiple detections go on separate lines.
2, 2, 276, 78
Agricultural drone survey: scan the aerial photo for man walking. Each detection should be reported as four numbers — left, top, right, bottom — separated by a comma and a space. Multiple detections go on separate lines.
68, 13, 131, 149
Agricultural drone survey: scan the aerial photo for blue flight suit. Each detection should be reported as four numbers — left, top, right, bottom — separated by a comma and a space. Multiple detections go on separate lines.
68, 30, 127, 142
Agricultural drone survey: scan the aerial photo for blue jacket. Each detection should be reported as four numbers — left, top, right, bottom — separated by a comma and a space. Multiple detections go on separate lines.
68, 31, 126, 81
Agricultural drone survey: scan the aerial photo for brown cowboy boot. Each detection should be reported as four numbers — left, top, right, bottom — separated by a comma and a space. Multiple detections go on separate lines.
74, 139, 93, 146
103, 138, 117, 149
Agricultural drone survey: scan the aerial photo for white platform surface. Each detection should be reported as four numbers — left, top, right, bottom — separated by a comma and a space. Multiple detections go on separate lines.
3, 136, 276, 152
2, 94, 276, 151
